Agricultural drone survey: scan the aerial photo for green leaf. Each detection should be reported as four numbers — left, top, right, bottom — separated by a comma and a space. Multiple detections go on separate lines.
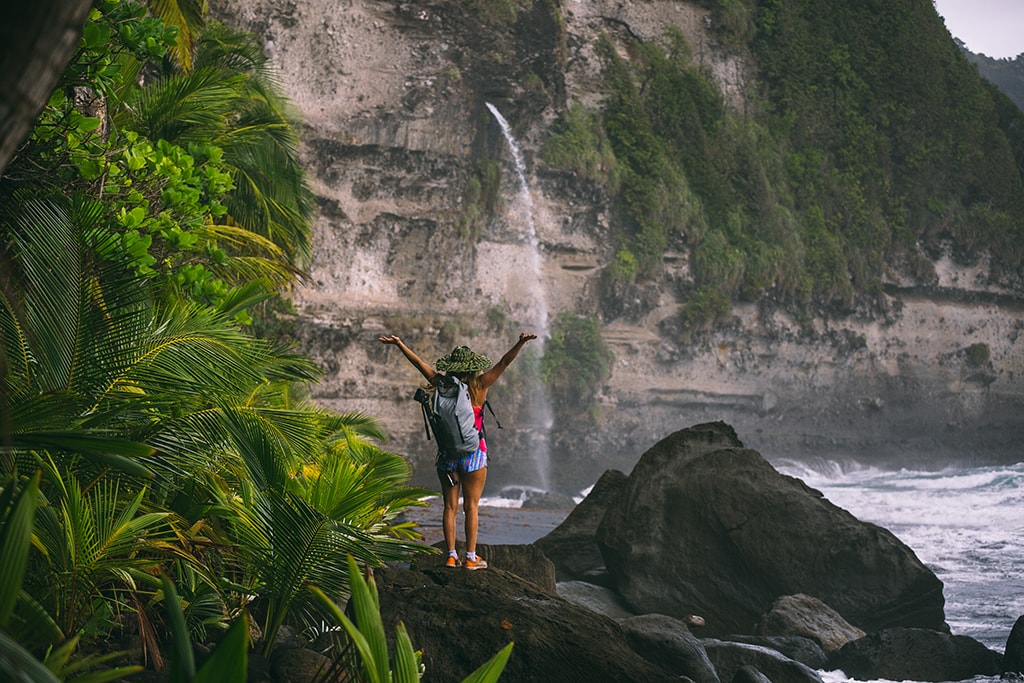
13, 433, 155, 478
162, 575, 196, 683
193, 612, 248, 683
461, 642, 513, 683
78, 117, 102, 133
0, 630, 60, 683
0, 472, 41, 628
393, 623, 422, 683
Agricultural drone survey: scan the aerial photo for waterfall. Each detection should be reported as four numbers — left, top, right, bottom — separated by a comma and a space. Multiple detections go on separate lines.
486, 102, 553, 492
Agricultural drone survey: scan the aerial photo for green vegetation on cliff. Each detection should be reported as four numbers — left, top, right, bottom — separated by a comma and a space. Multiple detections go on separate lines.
543, 0, 1024, 324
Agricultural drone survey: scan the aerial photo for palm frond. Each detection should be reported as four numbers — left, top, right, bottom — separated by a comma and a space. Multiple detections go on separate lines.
7, 198, 84, 392
203, 256, 304, 289
147, 0, 207, 72
118, 67, 240, 144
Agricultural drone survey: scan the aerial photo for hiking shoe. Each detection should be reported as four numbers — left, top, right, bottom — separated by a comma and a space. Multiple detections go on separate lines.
464, 556, 488, 571
445, 555, 461, 568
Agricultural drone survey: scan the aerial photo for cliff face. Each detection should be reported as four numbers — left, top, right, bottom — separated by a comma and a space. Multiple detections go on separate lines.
212, 0, 1024, 493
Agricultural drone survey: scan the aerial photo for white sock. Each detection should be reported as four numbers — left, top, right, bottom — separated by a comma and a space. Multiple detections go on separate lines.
448, 549, 458, 559
466, 551, 477, 561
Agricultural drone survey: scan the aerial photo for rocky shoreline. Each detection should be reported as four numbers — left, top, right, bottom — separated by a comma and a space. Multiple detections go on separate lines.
371, 422, 1020, 682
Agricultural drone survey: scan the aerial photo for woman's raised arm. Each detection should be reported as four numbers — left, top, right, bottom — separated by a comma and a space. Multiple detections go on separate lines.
378, 335, 438, 383
478, 332, 537, 388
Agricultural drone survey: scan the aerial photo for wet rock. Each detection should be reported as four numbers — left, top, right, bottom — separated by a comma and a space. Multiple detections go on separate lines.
755, 593, 865, 654
701, 639, 824, 683
731, 665, 772, 683
828, 627, 1002, 681
1005, 615, 1024, 673
721, 634, 827, 670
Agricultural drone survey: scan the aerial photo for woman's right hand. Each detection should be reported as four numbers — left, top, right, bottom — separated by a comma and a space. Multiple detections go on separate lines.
378, 335, 401, 345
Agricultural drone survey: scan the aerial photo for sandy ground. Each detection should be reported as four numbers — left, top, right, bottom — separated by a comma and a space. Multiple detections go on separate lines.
400, 499, 572, 547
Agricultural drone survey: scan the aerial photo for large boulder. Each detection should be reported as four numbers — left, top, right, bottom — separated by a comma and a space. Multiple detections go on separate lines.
373, 564, 679, 682
828, 627, 1002, 681
597, 422, 947, 635
534, 468, 627, 585
755, 593, 865, 653
1005, 615, 1024, 674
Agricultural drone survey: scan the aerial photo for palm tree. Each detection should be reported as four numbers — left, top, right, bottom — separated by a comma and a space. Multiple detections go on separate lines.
2, 190, 434, 664
117, 21, 315, 271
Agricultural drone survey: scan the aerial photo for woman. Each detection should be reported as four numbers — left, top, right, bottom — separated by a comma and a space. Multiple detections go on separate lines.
377, 333, 537, 569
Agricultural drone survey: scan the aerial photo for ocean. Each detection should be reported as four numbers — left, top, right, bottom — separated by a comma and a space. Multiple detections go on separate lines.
773, 459, 1024, 654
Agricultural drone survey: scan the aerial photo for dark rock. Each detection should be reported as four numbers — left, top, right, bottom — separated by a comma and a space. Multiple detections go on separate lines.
270, 647, 331, 682
755, 593, 865, 653
1006, 615, 1024, 673
373, 564, 678, 682
597, 422, 947, 635
415, 542, 556, 594
556, 580, 635, 619
721, 634, 827, 670
828, 627, 1003, 681
522, 490, 577, 509
535, 468, 627, 586
619, 613, 720, 683
702, 639, 824, 683
731, 665, 772, 683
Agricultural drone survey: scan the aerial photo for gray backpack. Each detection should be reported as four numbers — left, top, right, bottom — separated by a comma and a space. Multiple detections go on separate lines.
414, 376, 501, 457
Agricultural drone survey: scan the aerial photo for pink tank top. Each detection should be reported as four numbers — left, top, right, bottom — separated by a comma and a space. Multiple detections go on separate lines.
474, 405, 487, 452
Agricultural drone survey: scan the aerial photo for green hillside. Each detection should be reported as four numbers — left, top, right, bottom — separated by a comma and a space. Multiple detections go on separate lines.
542, 0, 1024, 326
962, 43, 1024, 112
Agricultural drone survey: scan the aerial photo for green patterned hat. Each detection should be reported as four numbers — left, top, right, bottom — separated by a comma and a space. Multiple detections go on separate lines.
435, 345, 491, 373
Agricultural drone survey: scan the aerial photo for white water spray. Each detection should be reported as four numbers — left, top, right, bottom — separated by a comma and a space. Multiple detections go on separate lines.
486, 102, 553, 491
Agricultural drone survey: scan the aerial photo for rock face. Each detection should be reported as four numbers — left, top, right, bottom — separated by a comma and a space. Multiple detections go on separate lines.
827, 628, 1003, 681
373, 564, 680, 682
596, 422, 947, 635
210, 0, 1024, 494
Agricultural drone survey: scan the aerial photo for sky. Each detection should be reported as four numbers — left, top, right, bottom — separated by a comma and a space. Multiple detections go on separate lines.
932, 0, 1024, 59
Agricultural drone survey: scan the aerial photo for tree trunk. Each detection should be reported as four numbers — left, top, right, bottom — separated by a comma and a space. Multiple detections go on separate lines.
0, 0, 93, 174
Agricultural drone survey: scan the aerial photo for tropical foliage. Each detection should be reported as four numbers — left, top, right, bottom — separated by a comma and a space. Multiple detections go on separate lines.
0, 1, 458, 680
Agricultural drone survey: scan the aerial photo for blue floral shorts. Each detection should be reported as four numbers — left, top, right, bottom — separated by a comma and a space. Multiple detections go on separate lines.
436, 446, 488, 476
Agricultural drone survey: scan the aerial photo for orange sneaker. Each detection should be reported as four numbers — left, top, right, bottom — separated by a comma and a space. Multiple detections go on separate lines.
445, 554, 461, 568
464, 555, 488, 571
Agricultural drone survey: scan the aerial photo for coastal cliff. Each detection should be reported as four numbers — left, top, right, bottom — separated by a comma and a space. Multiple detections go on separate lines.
211, 0, 1024, 492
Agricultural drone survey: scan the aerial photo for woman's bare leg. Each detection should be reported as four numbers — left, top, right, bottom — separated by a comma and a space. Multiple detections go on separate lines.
460, 467, 487, 555
440, 473, 461, 554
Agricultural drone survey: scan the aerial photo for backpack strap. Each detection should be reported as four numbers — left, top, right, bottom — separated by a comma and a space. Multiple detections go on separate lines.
484, 399, 502, 429
420, 400, 433, 441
